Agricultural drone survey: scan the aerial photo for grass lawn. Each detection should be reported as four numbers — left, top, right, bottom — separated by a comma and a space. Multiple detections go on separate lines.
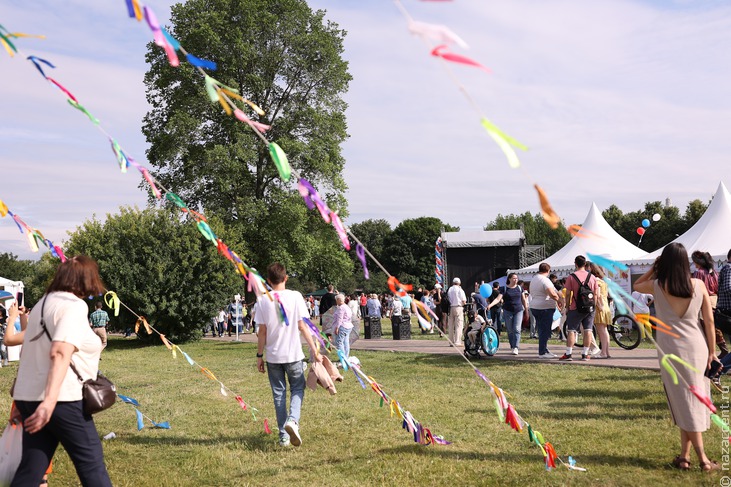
0, 336, 727, 486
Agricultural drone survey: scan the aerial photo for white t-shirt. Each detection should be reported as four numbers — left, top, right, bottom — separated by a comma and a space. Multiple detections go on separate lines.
14, 292, 103, 402
217, 310, 226, 322
254, 289, 308, 364
469, 314, 486, 331
631, 291, 653, 314
530, 274, 557, 310
391, 299, 403, 316
447, 285, 466, 307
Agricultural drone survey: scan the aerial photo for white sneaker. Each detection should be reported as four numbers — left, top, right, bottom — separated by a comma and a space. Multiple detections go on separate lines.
539, 352, 557, 359
284, 420, 301, 447
512, 348, 519, 355
589, 346, 601, 356
278, 438, 291, 447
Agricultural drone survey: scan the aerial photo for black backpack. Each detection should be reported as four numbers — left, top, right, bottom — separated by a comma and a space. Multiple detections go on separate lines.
571, 273, 595, 314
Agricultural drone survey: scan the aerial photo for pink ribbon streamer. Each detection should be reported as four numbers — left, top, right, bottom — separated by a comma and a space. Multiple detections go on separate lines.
356, 244, 369, 279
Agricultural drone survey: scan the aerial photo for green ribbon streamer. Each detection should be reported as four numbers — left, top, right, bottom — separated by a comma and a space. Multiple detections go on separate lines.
268, 142, 291, 182
165, 192, 188, 209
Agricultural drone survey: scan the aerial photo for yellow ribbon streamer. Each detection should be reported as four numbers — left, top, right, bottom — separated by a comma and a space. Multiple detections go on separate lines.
104, 291, 120, 317
0, 199, 8, 217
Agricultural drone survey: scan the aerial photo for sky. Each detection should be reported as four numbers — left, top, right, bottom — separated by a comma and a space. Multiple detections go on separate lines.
1, 0, 730, 261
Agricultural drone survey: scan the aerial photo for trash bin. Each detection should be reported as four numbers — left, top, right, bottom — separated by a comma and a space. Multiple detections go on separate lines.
391, 315, 411, 340
364, 316, 382, 339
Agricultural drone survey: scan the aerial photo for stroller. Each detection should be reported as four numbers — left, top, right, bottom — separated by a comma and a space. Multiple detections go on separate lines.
464, 309, 499, 358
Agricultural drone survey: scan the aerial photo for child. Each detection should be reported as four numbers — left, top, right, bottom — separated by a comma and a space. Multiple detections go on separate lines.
466, 311, 485, 348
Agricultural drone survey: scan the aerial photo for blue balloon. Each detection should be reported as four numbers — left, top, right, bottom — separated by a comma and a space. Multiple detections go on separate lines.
641, 219, 650, 228
479, 283, 491, 298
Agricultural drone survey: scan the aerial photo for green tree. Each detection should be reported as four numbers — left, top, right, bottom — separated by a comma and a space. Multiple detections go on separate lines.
0, 252, 56, 306
383, 217, 458, 288
65, 207, 244, 341
344, 219, 392, 292
142, 0, 352, 286
484, 212, 570, 255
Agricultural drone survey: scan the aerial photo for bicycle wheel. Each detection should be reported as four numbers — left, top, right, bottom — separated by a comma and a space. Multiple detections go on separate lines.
611, 314, 642, 350
482, 327, 499, 356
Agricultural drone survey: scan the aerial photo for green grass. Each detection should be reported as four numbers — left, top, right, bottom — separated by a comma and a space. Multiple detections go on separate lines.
0, 337, 727, 486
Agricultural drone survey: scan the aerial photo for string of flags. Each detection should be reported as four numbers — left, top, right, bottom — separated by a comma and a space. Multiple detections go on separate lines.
3, 3, 564, 460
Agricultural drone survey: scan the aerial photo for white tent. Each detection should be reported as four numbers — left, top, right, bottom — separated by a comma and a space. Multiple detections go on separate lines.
639, 182, 731, 262
0, 277, 25, 362
0, 276, 24, 304
513, 203, 646, 277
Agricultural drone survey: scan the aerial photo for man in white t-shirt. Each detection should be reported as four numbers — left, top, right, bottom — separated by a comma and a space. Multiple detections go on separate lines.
255, 263, 322, 447
447, 277, 467, 345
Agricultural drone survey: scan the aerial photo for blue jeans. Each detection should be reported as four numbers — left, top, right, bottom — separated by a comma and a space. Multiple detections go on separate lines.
504, 309, 524, 349
532, 308, 555, 355
337, 327, 352, 358
266, 361, 305, 441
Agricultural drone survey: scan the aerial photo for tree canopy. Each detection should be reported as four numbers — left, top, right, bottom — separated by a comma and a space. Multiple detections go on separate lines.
65, 207, 244, 341
142, 0, 353, 287
484, 212, 571, 255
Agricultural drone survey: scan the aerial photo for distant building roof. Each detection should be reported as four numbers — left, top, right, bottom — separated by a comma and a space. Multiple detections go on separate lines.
441, 229, 524, 248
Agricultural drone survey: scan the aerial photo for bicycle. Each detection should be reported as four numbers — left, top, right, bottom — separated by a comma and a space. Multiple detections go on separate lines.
562, 313, 641, 350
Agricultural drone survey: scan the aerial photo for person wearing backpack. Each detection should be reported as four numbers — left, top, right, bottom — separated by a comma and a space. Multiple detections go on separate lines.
560, 255, 599, 362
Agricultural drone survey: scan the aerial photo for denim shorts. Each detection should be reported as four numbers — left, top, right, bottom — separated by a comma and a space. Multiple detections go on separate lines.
565, 309, 594, 332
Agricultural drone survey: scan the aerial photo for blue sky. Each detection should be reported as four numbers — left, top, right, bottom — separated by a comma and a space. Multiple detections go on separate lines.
1, 0, 730, 260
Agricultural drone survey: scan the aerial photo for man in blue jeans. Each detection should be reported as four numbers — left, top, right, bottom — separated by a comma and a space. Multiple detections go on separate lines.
256, 263, 322, 447
529, 263, 564, 359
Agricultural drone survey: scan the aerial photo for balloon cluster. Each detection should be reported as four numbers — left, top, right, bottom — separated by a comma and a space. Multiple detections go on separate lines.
636, 213, 661, 241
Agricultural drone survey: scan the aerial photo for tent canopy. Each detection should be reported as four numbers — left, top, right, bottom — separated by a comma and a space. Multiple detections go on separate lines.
636, 182, 731, 263
513, 203, 645, 276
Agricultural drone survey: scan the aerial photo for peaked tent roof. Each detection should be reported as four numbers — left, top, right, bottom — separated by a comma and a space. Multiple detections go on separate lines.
513, 203, 646, 275
641, 182, 731, 261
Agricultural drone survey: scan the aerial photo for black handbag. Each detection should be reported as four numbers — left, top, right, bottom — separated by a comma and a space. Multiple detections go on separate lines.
31, 296, 116, 415
70, 363, 116, 416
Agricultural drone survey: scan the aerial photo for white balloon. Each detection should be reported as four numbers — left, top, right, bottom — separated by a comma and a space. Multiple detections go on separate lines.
652, 213, 661, 222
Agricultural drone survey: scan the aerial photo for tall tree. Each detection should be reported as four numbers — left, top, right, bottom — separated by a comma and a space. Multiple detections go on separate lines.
383, 217, 458, 288
0, 252, 56, 306
484, 212, 570, 255
65, 207, 244, 341
142, 0, 352, 286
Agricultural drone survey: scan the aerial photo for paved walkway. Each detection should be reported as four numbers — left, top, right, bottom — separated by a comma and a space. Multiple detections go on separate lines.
206, 332, 661, 371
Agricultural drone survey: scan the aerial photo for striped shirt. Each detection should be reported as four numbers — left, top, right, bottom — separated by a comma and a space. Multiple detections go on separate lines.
89, 309, 109, 328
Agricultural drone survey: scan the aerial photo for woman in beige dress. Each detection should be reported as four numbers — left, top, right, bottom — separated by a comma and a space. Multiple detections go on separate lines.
635, 243, 720, 472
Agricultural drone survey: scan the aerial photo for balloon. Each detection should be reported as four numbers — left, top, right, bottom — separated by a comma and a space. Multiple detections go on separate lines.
479, 283, 492, 298
641, 219, 650, 228
637, 227, 645, 236
652, 213, 661, 222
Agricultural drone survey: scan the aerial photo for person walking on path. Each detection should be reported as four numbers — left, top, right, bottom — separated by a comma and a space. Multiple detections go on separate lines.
88, 301, 109, 349
530, 263, 564, 358
333, 294, 353, 359
560, 255, 598, 362
447, 278, 467, 345
255, 263, 322, 447
491, 274, 528, 355
634, 243, 720, 472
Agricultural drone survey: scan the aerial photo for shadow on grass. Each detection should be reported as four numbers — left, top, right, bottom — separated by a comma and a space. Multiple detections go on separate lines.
547, 387, 660, 401
376, 445, 660, 468
121, 433, 273, 451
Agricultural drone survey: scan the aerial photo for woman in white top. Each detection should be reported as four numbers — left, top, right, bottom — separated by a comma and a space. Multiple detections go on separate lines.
11, 256, 112, 487
332, 294, 353, 359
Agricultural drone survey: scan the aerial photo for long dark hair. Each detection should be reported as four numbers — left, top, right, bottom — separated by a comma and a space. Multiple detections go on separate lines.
656, 243, 693, 298
691, 250, 715, 273
46, 255, 106, 299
